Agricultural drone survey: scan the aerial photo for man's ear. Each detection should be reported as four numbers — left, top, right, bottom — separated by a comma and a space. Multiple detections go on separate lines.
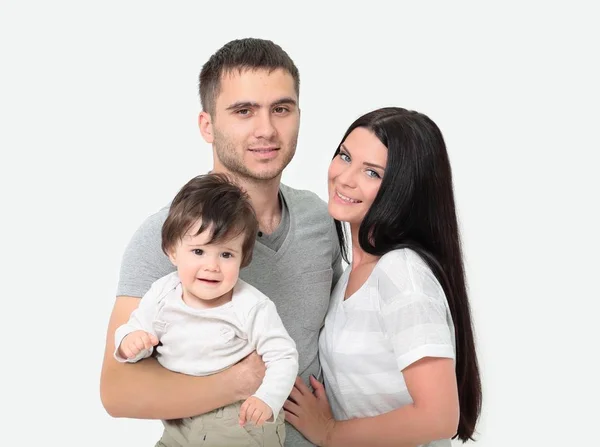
199, 111, 214, 144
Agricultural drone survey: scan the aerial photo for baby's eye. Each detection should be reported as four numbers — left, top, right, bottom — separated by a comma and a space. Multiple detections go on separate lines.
193, 249, 204, 255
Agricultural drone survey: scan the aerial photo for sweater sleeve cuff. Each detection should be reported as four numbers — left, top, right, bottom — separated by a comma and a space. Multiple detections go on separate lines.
113, 325, 152, 363
251, 392, 281, 425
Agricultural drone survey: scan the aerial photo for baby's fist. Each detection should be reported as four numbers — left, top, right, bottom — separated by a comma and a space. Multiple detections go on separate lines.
118, 330, 158, 360
239, 396, 273, 427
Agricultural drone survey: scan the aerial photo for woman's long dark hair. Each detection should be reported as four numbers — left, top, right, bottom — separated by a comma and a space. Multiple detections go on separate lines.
333, 107, 482, 441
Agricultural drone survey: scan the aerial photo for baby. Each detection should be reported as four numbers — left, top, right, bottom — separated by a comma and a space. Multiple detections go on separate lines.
114, 173, 298, 447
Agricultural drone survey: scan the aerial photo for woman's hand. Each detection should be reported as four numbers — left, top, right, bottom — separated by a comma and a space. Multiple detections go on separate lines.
284, 375, 337, 446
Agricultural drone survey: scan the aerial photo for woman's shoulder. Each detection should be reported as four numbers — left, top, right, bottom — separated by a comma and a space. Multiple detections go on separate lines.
376, 248, 431, 277
374, 248, 445, 300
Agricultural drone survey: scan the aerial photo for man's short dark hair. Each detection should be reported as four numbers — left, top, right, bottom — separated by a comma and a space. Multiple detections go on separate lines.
199, 38, 300, 115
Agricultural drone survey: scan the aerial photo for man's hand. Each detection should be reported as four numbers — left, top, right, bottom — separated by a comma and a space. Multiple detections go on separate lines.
118, 330, 159, 360
233, 352, 266, 400
239, 396, 273, 427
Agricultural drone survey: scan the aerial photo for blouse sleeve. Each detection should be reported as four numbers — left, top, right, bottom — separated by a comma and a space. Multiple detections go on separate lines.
377, 252, 456, 371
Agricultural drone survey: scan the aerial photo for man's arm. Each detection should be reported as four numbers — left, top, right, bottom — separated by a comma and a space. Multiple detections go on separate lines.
100, 296, 266, 419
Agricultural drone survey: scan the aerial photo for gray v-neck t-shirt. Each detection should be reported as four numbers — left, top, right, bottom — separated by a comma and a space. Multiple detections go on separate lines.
256, 190, 289, 252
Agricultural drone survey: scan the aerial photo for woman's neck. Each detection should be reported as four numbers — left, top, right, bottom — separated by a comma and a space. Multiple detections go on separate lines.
350, 224, 380, 269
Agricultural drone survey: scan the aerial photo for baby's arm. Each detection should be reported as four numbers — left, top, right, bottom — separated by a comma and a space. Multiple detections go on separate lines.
117, 330, 159, 362
113, 282, 162, 363
243, 300, 299, 422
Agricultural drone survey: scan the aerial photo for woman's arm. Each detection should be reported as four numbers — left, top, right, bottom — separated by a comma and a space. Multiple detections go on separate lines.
326, 357, 459, 447
100, 296, 266, 419
286, 357, 458, 447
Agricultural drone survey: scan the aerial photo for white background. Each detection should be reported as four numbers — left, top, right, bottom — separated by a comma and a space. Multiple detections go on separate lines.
1, 1, 598, 446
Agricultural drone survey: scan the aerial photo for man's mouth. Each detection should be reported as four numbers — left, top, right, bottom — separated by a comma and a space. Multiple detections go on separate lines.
248, 147, 279, 152
248, 147, 280, 159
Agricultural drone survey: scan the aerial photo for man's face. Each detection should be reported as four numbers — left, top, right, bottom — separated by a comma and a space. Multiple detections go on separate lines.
202, 68, 300, 182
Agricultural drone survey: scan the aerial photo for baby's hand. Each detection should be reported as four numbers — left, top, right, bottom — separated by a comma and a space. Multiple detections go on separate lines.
239, 396, 273, 427
118, 330, 159, 360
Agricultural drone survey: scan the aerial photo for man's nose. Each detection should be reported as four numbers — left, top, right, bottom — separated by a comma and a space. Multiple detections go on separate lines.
254, 112, 277, 140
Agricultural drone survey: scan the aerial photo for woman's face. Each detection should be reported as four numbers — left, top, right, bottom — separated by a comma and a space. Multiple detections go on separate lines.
328, 127, 387, 226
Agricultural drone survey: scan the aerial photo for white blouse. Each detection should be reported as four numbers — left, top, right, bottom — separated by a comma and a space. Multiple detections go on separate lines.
318, 249, 456, 446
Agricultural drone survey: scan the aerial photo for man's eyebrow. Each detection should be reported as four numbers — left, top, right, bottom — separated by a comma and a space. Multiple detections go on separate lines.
225, 97, 297, 111
340, 144, 385, 170
226, 101, 259, 111
272, 97, 297, 107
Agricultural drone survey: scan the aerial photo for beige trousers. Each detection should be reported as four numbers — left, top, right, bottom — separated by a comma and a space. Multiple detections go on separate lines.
155, 401, 286, 447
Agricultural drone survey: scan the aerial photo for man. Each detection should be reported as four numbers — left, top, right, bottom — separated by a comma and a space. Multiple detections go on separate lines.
100, 38, 343, 447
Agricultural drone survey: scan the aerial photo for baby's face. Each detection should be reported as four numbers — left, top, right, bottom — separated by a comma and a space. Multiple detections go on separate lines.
169, 222, 245, 308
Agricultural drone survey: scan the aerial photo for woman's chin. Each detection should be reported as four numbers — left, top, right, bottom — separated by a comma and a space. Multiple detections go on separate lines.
327, 203, 354, 224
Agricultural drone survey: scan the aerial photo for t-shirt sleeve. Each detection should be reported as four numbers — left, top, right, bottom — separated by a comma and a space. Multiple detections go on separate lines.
378, 254, 455, 371
382, 292, 455, 371
116, 207, 175, 298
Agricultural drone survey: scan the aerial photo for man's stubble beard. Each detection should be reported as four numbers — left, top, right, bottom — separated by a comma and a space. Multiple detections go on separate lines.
213, 128, 298, 183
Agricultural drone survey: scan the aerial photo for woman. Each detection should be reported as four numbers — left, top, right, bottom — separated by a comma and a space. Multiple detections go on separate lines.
284, 107, 482, 446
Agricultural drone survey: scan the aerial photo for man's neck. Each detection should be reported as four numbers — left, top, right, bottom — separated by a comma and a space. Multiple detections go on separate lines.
211, 167, 282, 234
242, 177, 282, 234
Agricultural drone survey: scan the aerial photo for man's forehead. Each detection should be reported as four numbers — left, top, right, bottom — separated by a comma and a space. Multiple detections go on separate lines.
220, 66, 289, 82
217, 68, 297, 103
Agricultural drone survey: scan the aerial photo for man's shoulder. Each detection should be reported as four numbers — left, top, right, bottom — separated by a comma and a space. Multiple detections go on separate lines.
280, 183, 325, 203
128, 203, 171, 242
280, 183, 328, 215
139, 204, 170, 230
